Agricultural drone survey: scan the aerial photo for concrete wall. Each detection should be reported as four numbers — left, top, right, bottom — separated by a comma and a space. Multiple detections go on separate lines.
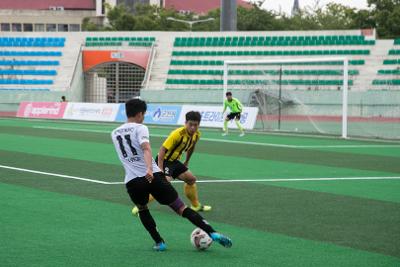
0, 9, 95, 30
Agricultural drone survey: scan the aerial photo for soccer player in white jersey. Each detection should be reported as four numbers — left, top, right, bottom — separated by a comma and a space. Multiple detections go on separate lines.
111, 98, 232, 251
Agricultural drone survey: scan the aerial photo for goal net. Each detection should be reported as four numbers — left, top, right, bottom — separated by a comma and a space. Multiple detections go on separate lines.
223, 57, 350, 138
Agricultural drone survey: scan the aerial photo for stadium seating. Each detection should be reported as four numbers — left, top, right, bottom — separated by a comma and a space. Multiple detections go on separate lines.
377, 69, 400, 75
388, 49, 400, 55
167, 33, 374, 91
0, 79, 53, 85
0, 70, 57, 76
372, 79, 400, 85
0, 88, 50, 91
0, 51, 62, 57
168, 69, 359, 76
86, 36, 156, 42
170, 59, 365, 66
174, 35, 375, 47
0, 60, 59, 66
0, 37, 65, 47
172, 50, 370, 56
85, 42, 122, 47
85, 36, 156, 47
0, 37, 65, 91
383, 59, 400, 65
166, 79, 353, 86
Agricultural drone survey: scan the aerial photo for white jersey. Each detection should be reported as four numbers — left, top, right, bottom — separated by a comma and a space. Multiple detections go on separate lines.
111, 122, 161, 184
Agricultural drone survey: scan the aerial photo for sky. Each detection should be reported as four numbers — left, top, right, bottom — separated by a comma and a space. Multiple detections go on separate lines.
249, 0, 369, 15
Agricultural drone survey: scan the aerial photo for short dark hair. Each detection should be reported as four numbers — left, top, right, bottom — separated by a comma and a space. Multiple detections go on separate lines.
125, 98, 147, 118
226, 92, 232, 96
185, 111, 201, 123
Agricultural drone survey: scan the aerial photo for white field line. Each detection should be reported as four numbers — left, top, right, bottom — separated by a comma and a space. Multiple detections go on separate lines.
32, 126, 400, 149
0, 164, 111, 184
1, 164, 400, 185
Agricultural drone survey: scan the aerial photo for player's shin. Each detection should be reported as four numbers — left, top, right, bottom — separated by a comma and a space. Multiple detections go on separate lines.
235, 120, 244, 132
184, 183, 200, 208
223, 120, 228, 133
169, 198, 215, 235
182, 208, 216, 236
138, 209, 163, 244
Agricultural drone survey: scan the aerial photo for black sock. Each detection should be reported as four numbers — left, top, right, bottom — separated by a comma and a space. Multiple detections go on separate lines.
138, 209, 163, 244
182, 207, 215, 235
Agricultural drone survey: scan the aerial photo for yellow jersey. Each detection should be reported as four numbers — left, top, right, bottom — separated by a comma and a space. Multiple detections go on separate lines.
162, 127, 201, 162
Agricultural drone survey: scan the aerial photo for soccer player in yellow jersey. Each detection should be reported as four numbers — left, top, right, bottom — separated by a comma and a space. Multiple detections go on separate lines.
132, 111, 211, 215
222, 91, 245, 136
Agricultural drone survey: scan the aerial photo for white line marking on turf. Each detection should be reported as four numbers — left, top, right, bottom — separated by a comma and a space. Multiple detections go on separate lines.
32, 126, 400, 149
0, 164, 112, 185
1, 164, 400, 185
109, 176, 400, 185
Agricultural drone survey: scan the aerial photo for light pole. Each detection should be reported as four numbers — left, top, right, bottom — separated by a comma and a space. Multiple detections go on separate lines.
166, 17, 215, 31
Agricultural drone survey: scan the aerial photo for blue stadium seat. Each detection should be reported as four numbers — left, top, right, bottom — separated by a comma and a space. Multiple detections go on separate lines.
0, 69, 57, 75
0, 51, 62, 56
0, 88, 50, 91
0, 79, 53, 85
0, 60, 59, 66
0, 37, 65, 47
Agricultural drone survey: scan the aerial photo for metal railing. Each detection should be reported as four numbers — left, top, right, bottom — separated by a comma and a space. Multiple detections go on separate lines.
141, 42, 157, 90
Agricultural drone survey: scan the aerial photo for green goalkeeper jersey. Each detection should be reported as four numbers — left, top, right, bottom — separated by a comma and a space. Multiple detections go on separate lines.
223, 97, 243, 113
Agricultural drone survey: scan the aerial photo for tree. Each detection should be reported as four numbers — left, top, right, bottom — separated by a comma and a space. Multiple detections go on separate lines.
236, 5, 279, 31
106, 4, 136, 31
80, 1, 400, 39
368, 0, 400, 38
82, 17, 102, 31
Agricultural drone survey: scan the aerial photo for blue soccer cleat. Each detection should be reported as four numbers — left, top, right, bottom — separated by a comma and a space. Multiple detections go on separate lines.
210, 232, 232, 248
153, 242, 167, 251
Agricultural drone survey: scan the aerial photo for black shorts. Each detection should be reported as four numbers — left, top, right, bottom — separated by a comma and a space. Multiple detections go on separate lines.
227, 112, 241, 120
155, 156, 188, 179
125, 172, 178, 206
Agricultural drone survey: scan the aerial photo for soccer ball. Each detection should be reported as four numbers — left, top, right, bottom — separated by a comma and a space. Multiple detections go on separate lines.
190, 228, 213, 250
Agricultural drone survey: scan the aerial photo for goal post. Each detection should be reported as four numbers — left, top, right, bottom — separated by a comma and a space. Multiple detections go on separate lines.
223, 57, 349, 138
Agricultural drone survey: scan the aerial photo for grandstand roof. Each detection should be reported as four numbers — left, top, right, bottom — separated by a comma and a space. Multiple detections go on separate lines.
0, 0, 95, 10
164, 0, 252, 14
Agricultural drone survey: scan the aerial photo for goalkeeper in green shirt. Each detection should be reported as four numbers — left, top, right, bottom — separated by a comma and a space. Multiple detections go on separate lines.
222, 92, 245, 137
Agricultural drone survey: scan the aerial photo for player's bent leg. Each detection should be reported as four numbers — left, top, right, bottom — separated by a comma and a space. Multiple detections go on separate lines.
168, 198, 214, 233
178, 171, 212, 212
137, 205, 166, 251
235, 118, 245, 137
222, 118, 229, 136
155, 177, 232, 249
132, 175, 173, 216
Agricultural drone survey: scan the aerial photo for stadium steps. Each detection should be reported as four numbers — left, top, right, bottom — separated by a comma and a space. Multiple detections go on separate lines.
354, 40, 395, 90
51, 35, 82, 91
145, 35, 175, 90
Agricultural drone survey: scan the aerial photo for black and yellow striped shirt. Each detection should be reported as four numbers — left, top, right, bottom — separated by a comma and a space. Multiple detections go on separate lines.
162, 127, 201, 161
